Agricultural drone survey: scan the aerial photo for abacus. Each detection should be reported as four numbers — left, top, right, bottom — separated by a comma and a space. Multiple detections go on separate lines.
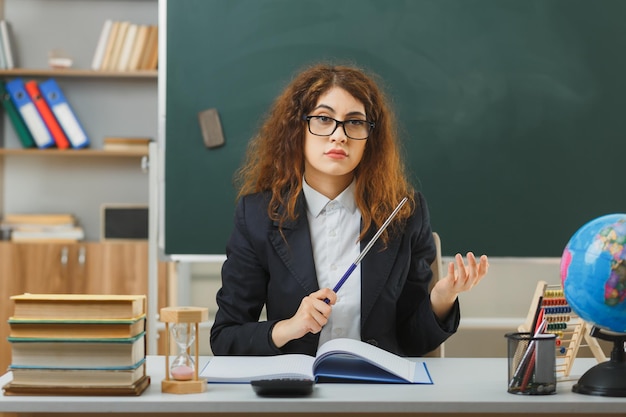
519, 281, 606, 379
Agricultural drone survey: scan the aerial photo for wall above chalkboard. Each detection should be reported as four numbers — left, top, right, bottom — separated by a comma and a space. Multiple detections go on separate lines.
163, 0, 626, 257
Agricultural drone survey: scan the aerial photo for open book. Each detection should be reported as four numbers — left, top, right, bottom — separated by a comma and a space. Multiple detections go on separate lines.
200, 338, 432, 384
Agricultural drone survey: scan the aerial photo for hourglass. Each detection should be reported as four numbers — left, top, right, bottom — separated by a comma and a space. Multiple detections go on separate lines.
160, 306, 208, 394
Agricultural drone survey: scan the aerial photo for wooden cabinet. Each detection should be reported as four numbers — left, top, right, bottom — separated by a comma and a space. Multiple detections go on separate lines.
9, 242, 83, 293
0, 240, 168, 373
7, 241, 154, 293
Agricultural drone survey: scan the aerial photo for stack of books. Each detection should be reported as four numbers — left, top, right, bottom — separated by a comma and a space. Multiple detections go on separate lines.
0, 213, 85, 242
0, 77, 90, 150
2, 293, 150, 396
91, 20, 158, 72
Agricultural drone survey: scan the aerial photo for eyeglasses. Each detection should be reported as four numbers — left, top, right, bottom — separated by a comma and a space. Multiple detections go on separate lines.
303, 115, 375, 140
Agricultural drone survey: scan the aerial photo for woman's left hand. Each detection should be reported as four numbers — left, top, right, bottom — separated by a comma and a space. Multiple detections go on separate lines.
430, 252, 489, 320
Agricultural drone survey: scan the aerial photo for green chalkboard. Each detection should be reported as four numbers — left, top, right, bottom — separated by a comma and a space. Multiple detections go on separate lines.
164, 0, 626, 257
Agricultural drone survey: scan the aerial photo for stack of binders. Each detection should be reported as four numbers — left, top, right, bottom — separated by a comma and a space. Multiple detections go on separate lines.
0, 77, 90, 150
2, 294, 150, 396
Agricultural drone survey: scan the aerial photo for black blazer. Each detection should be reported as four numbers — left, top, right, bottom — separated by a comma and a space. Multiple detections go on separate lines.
210, 191, 460, 357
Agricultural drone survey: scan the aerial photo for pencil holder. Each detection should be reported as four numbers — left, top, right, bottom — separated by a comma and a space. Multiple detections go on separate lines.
506, 332, 556, 395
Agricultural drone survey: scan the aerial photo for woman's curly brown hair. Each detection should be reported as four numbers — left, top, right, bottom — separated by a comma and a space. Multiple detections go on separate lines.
235, 63, 416, 246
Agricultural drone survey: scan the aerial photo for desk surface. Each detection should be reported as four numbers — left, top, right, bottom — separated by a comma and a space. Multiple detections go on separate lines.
0, 356, 624, 415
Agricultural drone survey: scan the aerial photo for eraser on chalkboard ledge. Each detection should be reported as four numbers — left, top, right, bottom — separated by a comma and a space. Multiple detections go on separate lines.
198, 108, 225, 149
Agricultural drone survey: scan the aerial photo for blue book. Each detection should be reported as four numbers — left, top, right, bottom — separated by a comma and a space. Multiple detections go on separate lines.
5, 78, 55, 148
39, 78, 90, 149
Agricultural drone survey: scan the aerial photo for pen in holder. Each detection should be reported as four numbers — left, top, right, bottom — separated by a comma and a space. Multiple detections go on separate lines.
506, 332, 556, 395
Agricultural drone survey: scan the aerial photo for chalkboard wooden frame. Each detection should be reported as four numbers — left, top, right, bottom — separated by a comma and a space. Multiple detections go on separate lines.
163, 0, 626, 257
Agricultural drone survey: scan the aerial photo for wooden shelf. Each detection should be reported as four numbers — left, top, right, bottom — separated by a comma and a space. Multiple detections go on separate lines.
0, 68, 157, 79
0, 148, 148, 157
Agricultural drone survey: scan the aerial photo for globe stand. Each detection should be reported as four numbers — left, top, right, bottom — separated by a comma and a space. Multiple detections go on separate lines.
572, 326, 626, 397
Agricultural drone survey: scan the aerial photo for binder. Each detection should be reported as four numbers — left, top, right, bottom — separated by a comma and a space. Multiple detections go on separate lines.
5, 78, 55, 149
24, 80, 70, 149
39, 78, 90, 149
0, 81, 35, 148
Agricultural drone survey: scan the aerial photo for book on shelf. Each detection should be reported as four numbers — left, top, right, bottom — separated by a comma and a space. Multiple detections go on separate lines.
5, 78, 55, 148
107, 21, 130, 71
5, 223, 78, 234
8, 316, 146, 339
117, 23, 138, 71
99, 20, 121, 71
0, 24, 7, 70
10, 225, 85, 242
8, 332, 146, 369
8, 360, 146, 387
103, 136, 151, 152
24, 80, 71, 149
200, 338, 433, 384
2, 213, 76, 226
91, 19, 113, 71
146, 25, 159, 70
2, 375, 150, 396
2, 212, 81, 242
39, 78, 90, 148
139, 25, 158, 70
0, 81, 36, 148
10, 293, 147, 320
0, 20, 15, 69
128, 24, 149, 71
94, 20, 157, 72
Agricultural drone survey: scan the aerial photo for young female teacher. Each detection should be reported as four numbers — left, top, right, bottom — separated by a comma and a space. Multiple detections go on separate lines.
210, 63, 489, 357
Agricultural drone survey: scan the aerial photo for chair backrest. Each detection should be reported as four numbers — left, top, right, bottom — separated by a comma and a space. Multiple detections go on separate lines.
423, 232, 445, 358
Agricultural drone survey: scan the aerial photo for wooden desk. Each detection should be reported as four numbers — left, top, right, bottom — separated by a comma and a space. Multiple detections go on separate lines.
0, 356, 624, 416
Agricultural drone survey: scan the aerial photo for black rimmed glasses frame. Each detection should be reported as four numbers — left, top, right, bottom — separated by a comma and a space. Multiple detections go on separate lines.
302, 115, 375, 140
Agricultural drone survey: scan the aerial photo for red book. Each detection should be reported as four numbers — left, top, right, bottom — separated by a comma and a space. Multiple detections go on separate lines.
24, 80, 70, 149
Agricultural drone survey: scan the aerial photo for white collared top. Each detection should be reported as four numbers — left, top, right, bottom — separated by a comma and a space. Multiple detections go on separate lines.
302, 178, 362, 348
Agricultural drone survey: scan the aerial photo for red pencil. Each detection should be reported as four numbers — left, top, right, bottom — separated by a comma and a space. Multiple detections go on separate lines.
519, 318, 547, 392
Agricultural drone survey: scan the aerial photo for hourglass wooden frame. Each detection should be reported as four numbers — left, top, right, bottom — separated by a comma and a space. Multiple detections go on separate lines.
160, 306, 209, 394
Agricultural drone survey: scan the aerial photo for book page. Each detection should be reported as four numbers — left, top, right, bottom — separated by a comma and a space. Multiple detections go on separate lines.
314, 338, 430, 383
199, 354, 315, 383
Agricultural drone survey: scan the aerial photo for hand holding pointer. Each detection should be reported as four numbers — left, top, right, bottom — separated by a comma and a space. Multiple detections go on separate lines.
271, 288, 337, 348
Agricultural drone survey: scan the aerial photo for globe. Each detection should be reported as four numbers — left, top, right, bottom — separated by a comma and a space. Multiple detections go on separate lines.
560, 213, 626, 333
